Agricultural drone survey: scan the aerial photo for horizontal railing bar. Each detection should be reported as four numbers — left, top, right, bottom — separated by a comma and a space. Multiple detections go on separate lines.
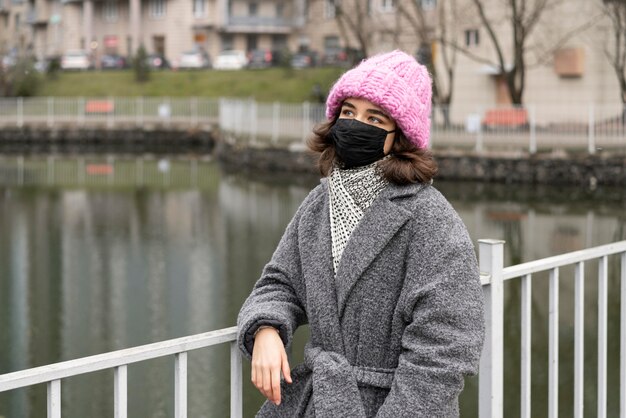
0, 326, 237, 392
500, 241, 626, 282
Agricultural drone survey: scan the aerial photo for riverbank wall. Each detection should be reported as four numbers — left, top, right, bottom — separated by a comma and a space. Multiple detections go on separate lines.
216, 140, 626, 187
1, 126, 624, 186
0, 126, 215, 154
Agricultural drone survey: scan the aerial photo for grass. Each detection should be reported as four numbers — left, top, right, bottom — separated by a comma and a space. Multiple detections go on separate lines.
37, 67, 344, 102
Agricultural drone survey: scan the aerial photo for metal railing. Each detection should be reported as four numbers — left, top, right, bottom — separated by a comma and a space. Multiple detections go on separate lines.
0, 327, 241, 418
0, 97, 624, 153
0, 97, 220, 129
479, 239, 626, 418
1, 240, 625, 417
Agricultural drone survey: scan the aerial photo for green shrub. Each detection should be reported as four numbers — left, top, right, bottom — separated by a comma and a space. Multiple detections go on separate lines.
133, 45, 150, 83
0, 55, 41, 97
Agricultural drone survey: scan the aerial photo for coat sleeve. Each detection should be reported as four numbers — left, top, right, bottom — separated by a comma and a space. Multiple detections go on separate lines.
376, 206, 485, 417
236, 187, 319, 361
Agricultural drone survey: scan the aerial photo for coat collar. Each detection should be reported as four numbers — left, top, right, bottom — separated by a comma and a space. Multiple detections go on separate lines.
335, 181, 427, 318
308, 179, 428, 325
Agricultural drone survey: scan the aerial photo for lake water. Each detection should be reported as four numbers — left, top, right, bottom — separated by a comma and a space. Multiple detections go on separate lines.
1, 156, 625, 418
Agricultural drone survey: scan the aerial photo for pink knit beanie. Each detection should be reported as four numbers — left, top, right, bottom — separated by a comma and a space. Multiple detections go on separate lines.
325, 50, 432, 149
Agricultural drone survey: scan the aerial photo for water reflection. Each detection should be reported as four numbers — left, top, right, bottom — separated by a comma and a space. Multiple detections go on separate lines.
0, 158, 625, 417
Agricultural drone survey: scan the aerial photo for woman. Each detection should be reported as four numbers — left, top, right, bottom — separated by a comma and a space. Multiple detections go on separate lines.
237, 50, 484, 417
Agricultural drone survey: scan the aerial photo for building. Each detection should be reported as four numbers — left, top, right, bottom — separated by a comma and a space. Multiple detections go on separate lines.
0, 0, 623, 118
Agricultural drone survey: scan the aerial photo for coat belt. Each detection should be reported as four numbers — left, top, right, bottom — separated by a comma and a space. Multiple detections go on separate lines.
302, 343, 395, 417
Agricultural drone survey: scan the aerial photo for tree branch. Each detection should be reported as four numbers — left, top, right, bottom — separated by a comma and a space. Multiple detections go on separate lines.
526, 12, 603, 67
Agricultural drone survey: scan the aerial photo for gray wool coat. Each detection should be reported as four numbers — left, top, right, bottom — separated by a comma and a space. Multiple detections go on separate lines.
237, 179, 485, 418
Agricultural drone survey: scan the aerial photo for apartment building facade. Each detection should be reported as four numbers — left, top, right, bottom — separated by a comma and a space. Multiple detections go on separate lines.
0, 0, 623, 115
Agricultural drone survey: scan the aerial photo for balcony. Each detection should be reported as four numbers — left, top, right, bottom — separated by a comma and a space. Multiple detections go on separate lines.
26, 4, 49, 25
222, 16, 294, 34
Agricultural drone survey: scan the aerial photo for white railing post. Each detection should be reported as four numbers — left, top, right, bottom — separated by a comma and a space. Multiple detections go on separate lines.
79, 97, 85, 126
588, 103, 595, 154
549, 267, 559, 418
475, 107, 483, 153
137, 97, 143, 127
621, 251, 626, 418
114, 365, 127, 418
521, 273, 532, 418
230, 341, 243, 418
47, 97, 54, 127
302, 101, 310, 143
529, 104, 536, 154
251, 99, 258, 143
574, 262, 585, 418
108, 96, 115, 128
272, 102, 279, 144
478, 239, 504, 418
17, 97, 23, 128
47, 379, 61, 418
175, 352, 187, 418
192, 97, 198, 127
598, 255, 608, 418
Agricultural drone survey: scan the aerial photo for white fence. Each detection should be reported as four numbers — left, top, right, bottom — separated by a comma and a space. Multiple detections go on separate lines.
0, 97, 624, 153
1, 240, 625, 417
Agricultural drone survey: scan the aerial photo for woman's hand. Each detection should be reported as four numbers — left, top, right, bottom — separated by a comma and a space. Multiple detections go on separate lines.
251, 327, 292, 405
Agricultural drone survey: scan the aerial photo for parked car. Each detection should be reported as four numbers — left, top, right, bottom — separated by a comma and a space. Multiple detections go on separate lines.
247, 49, 273, 69
213, 50, 248, 70
145, 54, 170, 70
100, 54, 127, 70
291, 52, 318, 69
320, 48, 349, 67
178, 49, 211, 69
61, 50, 92, 70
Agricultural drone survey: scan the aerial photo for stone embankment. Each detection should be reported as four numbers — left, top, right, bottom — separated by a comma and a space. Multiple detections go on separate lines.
0, 126, 215, 154
216, 141, 626, 187
2, 126, 624, 186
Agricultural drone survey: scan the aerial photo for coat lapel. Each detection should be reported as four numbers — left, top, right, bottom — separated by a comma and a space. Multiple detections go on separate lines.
335, 183, 425, 319
299, 181, 345, 353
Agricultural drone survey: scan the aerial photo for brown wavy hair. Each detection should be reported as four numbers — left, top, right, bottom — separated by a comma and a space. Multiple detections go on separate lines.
307, 119, 438, 185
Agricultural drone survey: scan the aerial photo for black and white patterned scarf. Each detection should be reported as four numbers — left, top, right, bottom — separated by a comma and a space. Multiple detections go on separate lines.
328, 161, 389, 273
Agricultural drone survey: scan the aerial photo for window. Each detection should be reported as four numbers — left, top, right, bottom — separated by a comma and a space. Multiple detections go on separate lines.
272, 34, 287, 50
221, 34, 234, 51
276, 2, 283, 17
246, 34, 257, 51
103, 0, 118, 22
149, 0, 165, 18
324, 35, 340, 52
324, 0, 336, 18
193, 0, 205, 18
248, 2, 257, 16
380, 0, 395, 12
420, 0, 436, 10
465, 29, 479, 47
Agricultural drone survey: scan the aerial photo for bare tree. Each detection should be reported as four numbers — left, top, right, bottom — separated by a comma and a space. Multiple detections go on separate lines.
449, 0, 600, 104
329, 0, 372, 62
601, 0, 626, 109
397, 0, 462, 123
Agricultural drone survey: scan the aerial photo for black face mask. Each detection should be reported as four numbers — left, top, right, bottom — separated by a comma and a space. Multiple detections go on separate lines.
329, 118, 395, 169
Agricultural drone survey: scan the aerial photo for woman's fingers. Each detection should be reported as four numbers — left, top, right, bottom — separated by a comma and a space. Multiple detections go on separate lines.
262, 364, 274, 403
281, 350, 292, 384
